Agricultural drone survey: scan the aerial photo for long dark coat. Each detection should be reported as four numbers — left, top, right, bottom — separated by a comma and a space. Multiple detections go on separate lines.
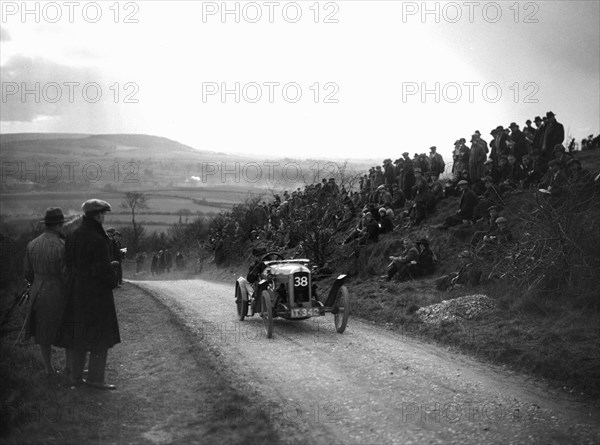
58, 216, 120, 350
23, 230, 67, 345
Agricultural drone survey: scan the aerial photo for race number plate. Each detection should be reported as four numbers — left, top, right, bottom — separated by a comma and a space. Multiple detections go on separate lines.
291, 307, 320, 318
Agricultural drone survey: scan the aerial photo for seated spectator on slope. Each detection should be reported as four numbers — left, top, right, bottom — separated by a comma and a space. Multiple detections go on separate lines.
383, 238, 420, 282
475, 217, 513, 256
376, 207, 394, 234
390, 185, 406, 209
499, 154, 523, 193
483, 159, 499, 183
520, 154, 543, 189
538, 160, 568, 206
437, 180, 478, 229
473, 176, 503, 219
427, 172, 445, 203
552, 144, 574, 172
470, 206, 500, 249
409, 238, 436, 278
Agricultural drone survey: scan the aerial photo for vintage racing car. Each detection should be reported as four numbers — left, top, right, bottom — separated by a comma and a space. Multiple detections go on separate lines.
234, 252, 349, 338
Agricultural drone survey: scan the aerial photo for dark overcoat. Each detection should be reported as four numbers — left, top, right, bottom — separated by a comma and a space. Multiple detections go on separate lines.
59, 216, 120, 350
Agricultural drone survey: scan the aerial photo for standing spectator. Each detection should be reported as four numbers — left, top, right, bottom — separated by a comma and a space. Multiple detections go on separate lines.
62, 199, 120, 389
523, 119, 536, 151
165, 249, 173, 273
383, 159, 396, 191
175, 252, 185, 270
151, 252, 158, 275
135, 251, 146, 273
509, 122, 528, 161
372, 166, 385, 190
24, 208, 69, 376
468, 132, 488, 183
490, 126, 510, 165
401, 152, 415, 199
541, 111, 565, 166
113, 231, 124, 284
158, 250, 166, 274
428, 146, 445, 179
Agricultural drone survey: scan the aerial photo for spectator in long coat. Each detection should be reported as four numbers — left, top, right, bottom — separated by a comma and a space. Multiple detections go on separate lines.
401, 152, 415, 199
428, 146, 445, 179
508, 123, 528, 162
468, 133, 487, 183
60, 199, 120, 389
24, 207, 69, 375
540, 112, 564, 165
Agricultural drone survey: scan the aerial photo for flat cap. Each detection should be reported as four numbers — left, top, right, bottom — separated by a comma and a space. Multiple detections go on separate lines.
106, 227, 116, 234
457, 180, 469, 186
495, 217, 508, 224
82, 199, 111, 214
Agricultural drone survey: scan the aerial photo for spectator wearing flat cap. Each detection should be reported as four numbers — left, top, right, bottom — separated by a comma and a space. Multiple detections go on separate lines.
468, 132, 488, 183
429, 147, 445, 179
23, 207, 70, 376
438, 180, 478, 229
552, 144, 574, 172
383, 159, 396, 191
60, 199, 120, 390
538, 160, 568, 207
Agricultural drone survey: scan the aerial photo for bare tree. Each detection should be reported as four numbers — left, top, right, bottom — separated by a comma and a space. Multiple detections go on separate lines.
121, 192, 148, 251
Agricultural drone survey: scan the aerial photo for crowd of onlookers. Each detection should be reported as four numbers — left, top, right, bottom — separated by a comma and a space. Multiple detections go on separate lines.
206, 111, 599, 280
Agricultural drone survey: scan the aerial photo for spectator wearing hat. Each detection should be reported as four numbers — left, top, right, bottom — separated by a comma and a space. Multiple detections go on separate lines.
552, 144, 574, 172
377, 184, 393, 207
429, 146, 445, 179
539, 160, 568, 206
567, 159, 594, 199
426, 171, 445, 204
490, 126, 509, 166
61, 199, 120, 389
541, 112, 565, 164
406, 168, 432, 227
469, 132, 488, 184
383, 159, 396, 191
438, 180, 478, 228
24, 208, 70, 376
520, 154, 542, 189
455, 139, 470, 173
410, 238, 436, 278
384, 238, 419, 281
401, 152, 415, 199
372, 166, 385, 190
378, 207, 394, 234
523, 119, 536, 149
509, 123, 528, 162
470, 206, 500, 248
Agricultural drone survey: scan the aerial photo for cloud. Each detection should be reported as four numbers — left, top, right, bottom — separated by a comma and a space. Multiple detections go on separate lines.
0, 26, 10, 41
1, 55, 102, 123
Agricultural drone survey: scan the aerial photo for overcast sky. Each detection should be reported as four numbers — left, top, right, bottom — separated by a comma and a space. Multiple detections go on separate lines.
1, 1, 599, 162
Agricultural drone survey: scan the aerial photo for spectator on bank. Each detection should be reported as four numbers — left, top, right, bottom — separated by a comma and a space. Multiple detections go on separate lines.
409, 238, 436, 278
541, 111, 565, 164
429, 146, 445, 179
437, 180, 478, 229
469, 132, 488, 183
384, 238, 420, 281
509, 122, 528, 162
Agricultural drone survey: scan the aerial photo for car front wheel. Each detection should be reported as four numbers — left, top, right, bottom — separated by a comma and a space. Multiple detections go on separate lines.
334, 286, 349, 334
236, 284, 248, 321
261, 290, 274, 339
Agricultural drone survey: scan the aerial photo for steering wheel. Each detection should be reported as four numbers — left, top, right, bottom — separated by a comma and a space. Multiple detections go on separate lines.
260, 252, 284, 263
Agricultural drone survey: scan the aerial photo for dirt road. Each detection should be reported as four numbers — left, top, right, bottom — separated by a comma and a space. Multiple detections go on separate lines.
132, 279, 600, 445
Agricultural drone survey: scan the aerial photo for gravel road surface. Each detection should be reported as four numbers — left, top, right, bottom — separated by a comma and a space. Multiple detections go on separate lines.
132, 279, 600, 445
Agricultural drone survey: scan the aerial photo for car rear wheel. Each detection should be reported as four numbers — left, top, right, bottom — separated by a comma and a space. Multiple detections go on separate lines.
236, 284, 248, 321
334, 286, 349, 334
261, 290, 274, 339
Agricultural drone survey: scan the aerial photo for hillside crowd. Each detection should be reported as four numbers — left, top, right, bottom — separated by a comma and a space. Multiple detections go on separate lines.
208, 110, 599, 280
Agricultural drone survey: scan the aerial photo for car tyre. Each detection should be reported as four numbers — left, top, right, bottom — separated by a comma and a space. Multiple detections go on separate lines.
261, 290, 274, 339
236, 284, 248, 321
334, 286, 350, 334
